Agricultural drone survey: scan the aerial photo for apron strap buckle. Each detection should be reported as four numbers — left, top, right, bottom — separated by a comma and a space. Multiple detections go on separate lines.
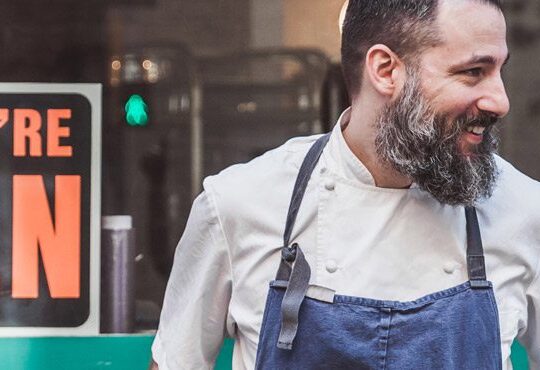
467, 255, 487, 281
282, 243, 298, 263
470, 279, 491, 289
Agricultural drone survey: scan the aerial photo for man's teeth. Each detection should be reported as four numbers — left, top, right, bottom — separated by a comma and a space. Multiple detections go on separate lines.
466, 126, 486, 135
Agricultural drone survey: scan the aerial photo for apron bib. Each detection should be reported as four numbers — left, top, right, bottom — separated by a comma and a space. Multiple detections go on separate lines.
254, 134, 502, 370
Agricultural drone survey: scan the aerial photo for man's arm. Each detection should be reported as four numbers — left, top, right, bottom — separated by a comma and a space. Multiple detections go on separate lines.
151, 191, 234, 369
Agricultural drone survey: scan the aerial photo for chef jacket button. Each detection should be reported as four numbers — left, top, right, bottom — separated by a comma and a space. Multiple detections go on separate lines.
324, 179, 335, 191
320, 167, 327, 174
443, 262, 456, 274
325, 260, 338, 273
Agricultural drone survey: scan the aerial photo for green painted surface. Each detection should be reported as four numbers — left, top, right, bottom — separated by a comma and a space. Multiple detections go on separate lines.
511, 341, 530, 370
0, 335, 154, 370
215, 339, 235, 369
0, 336, 529, 369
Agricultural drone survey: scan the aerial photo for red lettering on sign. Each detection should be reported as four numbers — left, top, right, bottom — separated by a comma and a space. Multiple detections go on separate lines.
0, 109, 8, 128
47, 109, 72, 157
12, 175, 81, 299
13, 109, 42, 157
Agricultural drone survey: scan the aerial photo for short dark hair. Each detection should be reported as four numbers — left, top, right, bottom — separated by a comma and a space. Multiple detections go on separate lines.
341, 0, 503, 97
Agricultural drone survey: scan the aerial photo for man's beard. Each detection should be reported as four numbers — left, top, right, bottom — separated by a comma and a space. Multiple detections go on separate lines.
374, 73, 500, 206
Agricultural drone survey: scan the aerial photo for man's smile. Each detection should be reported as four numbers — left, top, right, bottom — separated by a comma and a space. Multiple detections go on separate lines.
459, 114, 499, 149
463, 128, 485, 145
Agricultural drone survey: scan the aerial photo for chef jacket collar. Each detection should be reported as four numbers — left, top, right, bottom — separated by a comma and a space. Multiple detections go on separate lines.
328, 107, 419, 189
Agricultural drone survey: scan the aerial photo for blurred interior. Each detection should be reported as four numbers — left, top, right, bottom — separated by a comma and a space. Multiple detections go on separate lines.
1, 0, 539, 333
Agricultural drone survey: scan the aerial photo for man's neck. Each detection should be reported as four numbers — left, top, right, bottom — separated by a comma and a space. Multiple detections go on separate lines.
342, 105, 413, 189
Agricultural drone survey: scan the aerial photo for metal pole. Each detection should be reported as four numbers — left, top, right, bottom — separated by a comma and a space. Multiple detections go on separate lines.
101, 215, 135, 333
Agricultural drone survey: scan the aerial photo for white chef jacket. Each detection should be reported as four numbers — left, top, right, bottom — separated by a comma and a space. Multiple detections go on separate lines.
152, 109, 540, 370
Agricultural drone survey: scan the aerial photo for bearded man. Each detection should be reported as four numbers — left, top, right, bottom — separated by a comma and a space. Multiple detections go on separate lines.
151, 0, 540, 369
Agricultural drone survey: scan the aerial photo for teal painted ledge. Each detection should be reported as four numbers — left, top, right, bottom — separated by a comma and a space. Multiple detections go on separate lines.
0, 336, 529, 369
511, 341, 530, 370
0, 335, 154, 370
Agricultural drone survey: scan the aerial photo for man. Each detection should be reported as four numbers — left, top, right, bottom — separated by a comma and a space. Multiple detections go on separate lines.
151, 0, 540, 369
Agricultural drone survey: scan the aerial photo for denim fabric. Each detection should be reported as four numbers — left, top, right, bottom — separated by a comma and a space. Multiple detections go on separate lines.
255, 281, 502, 370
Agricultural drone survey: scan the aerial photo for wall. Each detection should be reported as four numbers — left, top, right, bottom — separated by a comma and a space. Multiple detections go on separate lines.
107, 0, 251, 55
500, 1, 540, 180
0, 2, 107, 82
251, 0, 283, 48
283, 0, 344, 61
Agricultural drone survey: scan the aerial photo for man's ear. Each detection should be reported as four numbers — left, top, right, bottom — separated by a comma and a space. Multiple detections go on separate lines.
365, 44, 404, 97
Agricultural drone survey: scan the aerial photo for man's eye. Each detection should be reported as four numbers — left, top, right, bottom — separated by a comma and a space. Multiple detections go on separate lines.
462, 68, 483, 77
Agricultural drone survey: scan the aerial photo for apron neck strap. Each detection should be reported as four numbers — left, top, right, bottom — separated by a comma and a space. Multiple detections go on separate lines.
282, 134, 331, 248
465, 206, 489, 287
276, 134, 330, 281
275, 134, 330, 350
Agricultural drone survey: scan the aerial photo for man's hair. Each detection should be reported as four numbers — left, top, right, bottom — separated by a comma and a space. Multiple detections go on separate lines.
341, 0, 503, 97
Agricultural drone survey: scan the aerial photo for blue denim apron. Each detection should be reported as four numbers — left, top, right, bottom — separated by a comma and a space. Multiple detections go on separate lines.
254, 134, 502, 369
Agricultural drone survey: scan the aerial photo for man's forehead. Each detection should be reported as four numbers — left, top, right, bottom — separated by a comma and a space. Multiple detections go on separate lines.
437, 0, 502, 17
433, 0, 508, 64
436, 0, 506, 39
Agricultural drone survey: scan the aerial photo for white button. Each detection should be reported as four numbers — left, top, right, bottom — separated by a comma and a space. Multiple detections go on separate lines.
326, 260, 338, 273
324, 179, 335, 191
443, 262, 457, 274
320, 167, 327, 174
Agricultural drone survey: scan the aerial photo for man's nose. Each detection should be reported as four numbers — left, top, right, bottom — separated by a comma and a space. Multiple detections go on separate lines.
476, 75, 510, 118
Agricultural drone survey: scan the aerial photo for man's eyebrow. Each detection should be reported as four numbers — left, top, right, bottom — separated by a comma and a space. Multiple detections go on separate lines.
449, 53, 511, 71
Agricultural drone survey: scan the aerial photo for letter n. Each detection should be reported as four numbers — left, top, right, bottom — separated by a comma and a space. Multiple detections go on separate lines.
12, 175, 81, 298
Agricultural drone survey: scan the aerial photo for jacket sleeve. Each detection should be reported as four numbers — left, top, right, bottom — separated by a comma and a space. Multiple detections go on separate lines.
519, 263, 540, 368
152, 191, 234, 370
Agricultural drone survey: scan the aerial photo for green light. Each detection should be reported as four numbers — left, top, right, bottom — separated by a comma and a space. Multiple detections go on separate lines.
125, 94, 149, 126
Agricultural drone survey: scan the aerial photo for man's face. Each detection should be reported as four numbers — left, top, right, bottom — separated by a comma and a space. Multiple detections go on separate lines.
417, 0, 510, 155
374, 0, 509, 206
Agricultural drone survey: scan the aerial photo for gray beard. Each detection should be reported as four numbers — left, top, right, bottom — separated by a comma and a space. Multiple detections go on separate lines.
374, 74, 499, 206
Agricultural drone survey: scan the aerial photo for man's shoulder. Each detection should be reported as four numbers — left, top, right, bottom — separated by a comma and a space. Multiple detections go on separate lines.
494, 155, 540, 199
490, 157, 540, 283
202, 134, 323, 206
488, 155, 540, 215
